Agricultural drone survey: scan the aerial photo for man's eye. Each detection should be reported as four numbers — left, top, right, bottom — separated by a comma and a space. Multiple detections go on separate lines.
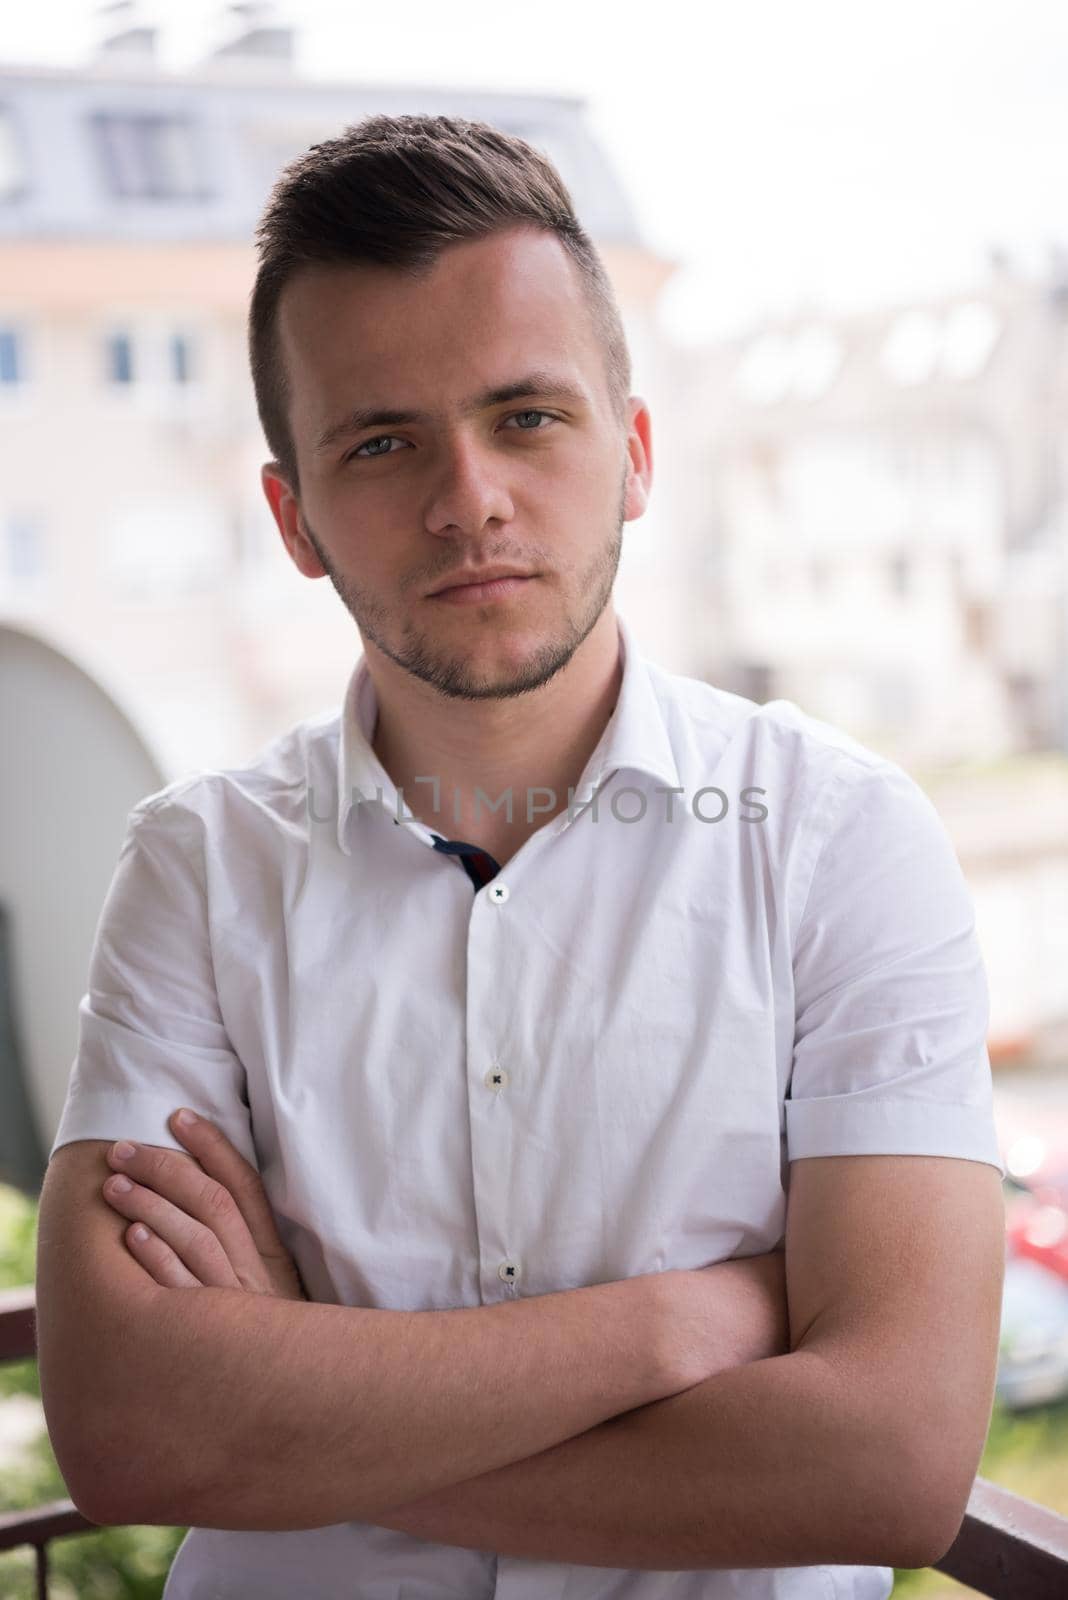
346, 410, 556, 462
503, 409, 556, 432
349, 435, 405, 461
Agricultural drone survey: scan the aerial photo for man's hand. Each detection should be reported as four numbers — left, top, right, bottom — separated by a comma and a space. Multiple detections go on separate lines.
99, 1110, 308, 1301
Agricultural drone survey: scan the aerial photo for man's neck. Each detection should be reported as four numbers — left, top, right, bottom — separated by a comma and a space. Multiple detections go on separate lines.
368, 611, 623, 854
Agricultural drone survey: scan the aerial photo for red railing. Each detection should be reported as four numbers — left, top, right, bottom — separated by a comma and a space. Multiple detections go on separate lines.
2, 1284, 1068, 1597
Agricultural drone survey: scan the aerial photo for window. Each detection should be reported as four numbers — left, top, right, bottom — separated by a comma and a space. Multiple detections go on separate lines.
99, 322, 207, 397
736, 334, 792, 405
880, 310, 942, 385
941, 301, 1001, 380
5, 512, 44, 580
790, 326, 842, 399
736, 326, 843, 404
170, 331, 193, 385
90, 112, 207, 200
106, 330, 135, 384
0, 327, 22, 384
880, 303, 1002, 385
0, 106, 28, 200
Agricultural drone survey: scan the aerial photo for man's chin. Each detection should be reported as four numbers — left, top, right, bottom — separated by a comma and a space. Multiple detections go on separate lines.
393, 631, 582, 702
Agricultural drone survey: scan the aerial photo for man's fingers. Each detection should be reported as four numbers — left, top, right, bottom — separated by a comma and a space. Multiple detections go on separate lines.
166, 1110, 291, 1261
125, 1222, 204, 1290
101, 1156, 253, 1290
103, 1174, 241, 1289
99, 1124, 307, 1303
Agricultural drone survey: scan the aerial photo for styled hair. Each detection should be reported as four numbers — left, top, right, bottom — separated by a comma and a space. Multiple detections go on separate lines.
248, 112, 632, 494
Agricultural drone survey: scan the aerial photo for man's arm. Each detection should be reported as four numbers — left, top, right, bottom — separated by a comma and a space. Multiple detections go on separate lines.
35, 1139, 688, 1530
362, 1154, 1005, 1572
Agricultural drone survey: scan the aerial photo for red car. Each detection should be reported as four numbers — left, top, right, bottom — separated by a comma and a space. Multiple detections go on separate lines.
1005, 1175, 1068, 1286
998, 1104, 1068, 1286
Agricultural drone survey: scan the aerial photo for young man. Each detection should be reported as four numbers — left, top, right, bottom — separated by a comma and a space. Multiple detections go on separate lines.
35, 114, 1006, 1599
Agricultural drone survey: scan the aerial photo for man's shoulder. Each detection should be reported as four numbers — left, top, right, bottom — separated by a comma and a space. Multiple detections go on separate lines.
126, 704, 342, 843
646, 656, 895, 790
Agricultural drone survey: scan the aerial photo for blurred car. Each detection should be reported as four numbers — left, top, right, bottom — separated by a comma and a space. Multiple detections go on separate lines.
1003, 1147, 1068, 1289
995, 1248, 1068, 1411
995, 1113, 1068, 1409
992, 1098, 1068, 1409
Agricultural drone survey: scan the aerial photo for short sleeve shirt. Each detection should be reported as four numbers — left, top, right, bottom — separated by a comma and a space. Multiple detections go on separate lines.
49, 610, 1004, 1600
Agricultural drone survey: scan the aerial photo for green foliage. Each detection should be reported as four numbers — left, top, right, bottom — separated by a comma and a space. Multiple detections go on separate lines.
0, 1183, 39, 1403
0, 1184, 37, 1284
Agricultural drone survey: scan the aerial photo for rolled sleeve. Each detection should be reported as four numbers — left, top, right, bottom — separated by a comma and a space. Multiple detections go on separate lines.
786, 758, 1005, 1178
48, 799, 255, 1166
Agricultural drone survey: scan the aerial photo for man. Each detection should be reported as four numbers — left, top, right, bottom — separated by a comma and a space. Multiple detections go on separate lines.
35, 113, 1006, 1599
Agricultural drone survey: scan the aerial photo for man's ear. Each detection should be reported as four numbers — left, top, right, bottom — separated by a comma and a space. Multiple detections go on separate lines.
260, 462, 328, 579
621, 397, 653, 524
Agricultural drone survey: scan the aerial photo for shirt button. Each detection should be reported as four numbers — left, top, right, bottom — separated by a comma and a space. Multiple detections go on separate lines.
498, 1260, 521, 1284
484, 1065, 509, 1091
488, 882, 510, 903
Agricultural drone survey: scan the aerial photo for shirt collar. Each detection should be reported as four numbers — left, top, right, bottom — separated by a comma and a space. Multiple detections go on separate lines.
335, 611, 681, 856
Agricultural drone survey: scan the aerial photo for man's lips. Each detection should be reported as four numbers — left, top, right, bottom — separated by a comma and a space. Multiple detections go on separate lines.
429, 575, 536, 604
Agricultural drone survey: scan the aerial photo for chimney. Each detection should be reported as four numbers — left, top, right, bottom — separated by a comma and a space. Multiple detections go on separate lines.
203, 2, 296, 75
93, 0, 159, 65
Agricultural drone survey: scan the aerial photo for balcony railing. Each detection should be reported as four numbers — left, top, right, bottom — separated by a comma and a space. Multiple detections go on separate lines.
3, 1283, 1068, 1596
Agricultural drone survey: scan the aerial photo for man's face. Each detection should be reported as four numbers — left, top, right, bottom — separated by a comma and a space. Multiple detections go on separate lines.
262, 225, 651, 702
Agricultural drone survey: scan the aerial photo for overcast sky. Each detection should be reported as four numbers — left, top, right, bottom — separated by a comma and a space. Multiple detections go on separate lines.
4, 0, 1068, 342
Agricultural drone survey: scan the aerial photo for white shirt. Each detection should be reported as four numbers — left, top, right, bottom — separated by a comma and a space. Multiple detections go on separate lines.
50, 610, 1005, 1600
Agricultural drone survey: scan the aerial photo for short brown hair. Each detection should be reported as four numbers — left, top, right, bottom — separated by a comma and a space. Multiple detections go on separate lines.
248, 112, 632, 494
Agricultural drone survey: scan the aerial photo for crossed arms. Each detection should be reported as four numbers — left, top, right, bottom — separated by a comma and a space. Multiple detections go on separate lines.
34, 1122, 1005, 1572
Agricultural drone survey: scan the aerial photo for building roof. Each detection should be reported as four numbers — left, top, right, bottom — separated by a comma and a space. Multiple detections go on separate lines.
0, 57, 643, 246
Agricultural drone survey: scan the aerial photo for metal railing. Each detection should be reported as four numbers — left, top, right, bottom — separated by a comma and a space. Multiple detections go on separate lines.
2, 1283, 1068, 1597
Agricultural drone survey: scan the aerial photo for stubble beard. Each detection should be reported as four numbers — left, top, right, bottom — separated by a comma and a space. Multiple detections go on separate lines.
299, 458, 629, 703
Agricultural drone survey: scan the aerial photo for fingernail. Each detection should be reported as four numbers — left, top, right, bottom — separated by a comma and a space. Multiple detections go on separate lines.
175, 1109, 197, 1127
108, 1176, 132, 1193
131, 1225, 149, 1242
112, 1141, 136, 1160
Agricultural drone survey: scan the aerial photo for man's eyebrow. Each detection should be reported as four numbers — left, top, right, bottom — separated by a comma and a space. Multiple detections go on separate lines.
313, 371, 591, 455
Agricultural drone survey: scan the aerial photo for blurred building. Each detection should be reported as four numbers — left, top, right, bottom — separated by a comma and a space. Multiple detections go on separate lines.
3, 6, 1067, 1054
4, 5, 1068, 787
0, 4, 683, 776
673, 262, 1068, 769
